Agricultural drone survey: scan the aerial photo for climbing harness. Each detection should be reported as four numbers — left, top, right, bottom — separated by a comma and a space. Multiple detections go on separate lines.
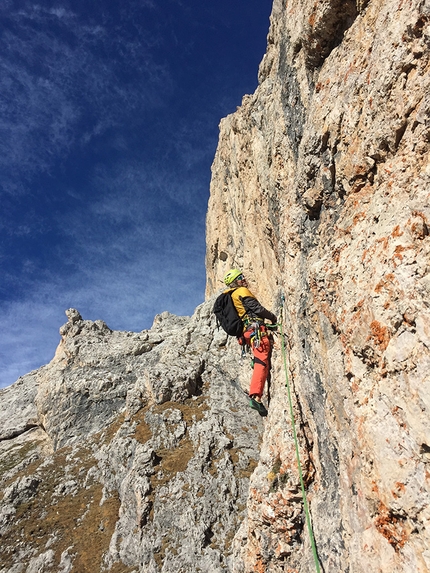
249, 321, 262, 348
240, 320, 272, 365
279, 294, 321, 573
243, 318, 270, 348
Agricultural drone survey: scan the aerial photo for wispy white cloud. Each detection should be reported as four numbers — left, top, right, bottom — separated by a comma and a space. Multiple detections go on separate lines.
0, 298, 62, 388
0, 2, 170, 198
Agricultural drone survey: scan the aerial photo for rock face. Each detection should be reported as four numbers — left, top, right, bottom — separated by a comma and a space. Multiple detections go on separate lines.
0, 307, 263, 572
206, 0, 430, 571
1, 0, 429, 571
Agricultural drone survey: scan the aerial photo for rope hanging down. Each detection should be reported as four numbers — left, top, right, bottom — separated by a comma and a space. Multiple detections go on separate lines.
278, 296, 321, 573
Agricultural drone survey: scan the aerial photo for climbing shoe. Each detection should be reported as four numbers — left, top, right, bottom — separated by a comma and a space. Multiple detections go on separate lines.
249, 397, 268, 417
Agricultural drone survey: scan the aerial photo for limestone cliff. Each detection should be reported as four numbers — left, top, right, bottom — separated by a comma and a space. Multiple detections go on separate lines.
1, 0, 429, 572
206, 0, 430, 571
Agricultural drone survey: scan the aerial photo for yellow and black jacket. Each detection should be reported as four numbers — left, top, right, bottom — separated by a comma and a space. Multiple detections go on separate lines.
225, 287, 277, 325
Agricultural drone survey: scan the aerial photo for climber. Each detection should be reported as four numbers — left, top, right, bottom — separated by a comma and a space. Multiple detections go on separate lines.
223, 269, 277, 417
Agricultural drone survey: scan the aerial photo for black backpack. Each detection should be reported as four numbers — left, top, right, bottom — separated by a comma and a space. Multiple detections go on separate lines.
213, 289, 244, 337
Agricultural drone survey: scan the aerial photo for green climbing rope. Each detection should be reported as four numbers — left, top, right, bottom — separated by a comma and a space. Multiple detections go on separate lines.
278, 302, 321, 573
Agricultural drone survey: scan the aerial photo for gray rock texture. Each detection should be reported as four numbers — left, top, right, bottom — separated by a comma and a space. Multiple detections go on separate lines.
0, 374, 39, 441
0, 305, 263, 572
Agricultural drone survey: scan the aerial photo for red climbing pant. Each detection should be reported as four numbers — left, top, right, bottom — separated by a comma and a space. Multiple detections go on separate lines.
243, 326, 272, 398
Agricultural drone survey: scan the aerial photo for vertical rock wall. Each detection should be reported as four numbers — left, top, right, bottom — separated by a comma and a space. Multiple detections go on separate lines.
206, 0, 430, 571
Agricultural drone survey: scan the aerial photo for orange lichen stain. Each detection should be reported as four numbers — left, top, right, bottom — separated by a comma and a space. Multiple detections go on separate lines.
411, 221, 425, 236
392, 482, 406, 498
368, 320, 390, 350
332, 246, 345, 263
356, 416, 366, 441
412, 210, 428, 222
308, 12, 317, 27
344, 59, 359, 82
361, 247, 370, 262
374, 273, 396, 294
409, 211, 428, 239
374, 502, 409, 550
392, 245, 408, 266
376, 236, 390, 250
392, 225, 403, 237
255, 557, 266, 573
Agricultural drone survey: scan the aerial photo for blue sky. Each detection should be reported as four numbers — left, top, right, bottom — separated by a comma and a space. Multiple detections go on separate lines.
0, 0, 273, 387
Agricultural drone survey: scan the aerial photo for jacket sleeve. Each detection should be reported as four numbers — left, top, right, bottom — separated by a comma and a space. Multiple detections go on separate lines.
240, 296, 277, 324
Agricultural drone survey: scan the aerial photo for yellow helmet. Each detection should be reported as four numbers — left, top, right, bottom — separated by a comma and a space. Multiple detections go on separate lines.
224, 269, 243, 286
